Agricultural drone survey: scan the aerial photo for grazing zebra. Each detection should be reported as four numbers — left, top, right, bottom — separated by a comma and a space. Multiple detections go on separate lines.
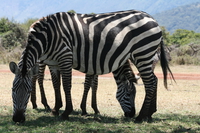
30, 59, 137, 116
9, 9, 174, 123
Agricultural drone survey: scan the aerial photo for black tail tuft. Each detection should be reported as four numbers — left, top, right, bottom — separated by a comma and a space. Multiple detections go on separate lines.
160, 39, 175, 89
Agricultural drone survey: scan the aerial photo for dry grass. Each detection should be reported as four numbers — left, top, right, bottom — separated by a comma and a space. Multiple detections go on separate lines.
0, 64, 200, 132
0, 64, 199, 116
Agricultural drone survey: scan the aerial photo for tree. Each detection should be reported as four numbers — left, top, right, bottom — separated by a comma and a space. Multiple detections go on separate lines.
0, 18, 26, 50
170, 29, 196, 45
0, 18, 10, 34
68, 10, 76, 13
160, 26, 170, 45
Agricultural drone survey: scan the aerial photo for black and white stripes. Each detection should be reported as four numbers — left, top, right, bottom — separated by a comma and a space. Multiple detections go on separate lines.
10, 9, 173, 123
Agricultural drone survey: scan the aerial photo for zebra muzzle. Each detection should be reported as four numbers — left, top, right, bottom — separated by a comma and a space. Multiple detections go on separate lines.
124, 107, 135, 118
13, 109, 26, 123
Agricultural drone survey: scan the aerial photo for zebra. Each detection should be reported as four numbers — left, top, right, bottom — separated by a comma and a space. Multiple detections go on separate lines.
30, 59, 137, 116
9, 9, 174, 123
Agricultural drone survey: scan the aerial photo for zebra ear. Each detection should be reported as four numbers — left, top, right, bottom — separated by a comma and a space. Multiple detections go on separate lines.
9, 62, 20, 74
29, 64, 39, 76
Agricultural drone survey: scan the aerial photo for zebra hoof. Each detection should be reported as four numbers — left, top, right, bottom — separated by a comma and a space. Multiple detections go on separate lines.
45, 106, 51, 112
51, 109, 59, 116
60, 113, 69, 120
32, 105, 37, 109
147, 116, 153, 123
134, 116, 143, 123
94, 110, 100, 115
81, 112, 89, 116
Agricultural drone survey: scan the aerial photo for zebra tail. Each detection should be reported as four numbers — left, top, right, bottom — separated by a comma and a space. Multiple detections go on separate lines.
160, 39, 175, 90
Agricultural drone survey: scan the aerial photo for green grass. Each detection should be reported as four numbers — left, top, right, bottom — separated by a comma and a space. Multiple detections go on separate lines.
0, 106, 200, 133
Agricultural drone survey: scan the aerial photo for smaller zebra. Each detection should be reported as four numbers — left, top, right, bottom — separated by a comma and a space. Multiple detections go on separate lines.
81, 60, 138, 116
31, 60, 137, 116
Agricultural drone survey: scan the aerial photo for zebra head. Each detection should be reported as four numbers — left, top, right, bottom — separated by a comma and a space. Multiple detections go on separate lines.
9, 62, 39, 123
116, 75, 136, 118
114, 64, 136, 118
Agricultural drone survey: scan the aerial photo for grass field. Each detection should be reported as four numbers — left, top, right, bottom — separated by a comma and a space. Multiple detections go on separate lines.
0, 64, 200, 133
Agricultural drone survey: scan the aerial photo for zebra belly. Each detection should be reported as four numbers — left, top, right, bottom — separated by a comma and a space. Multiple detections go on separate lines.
72, 53, 129, 75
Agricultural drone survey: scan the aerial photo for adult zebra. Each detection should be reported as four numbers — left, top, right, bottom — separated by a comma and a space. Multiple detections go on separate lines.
9, 9, 173, 123
30, 59, 137, 116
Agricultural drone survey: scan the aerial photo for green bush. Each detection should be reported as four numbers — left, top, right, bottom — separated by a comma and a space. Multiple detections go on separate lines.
0, 18, 26, 51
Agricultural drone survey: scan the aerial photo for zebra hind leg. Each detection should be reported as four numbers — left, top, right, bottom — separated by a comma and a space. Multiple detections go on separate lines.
135, 72, 158, 123
49, 68, 63, 116
38, 64, 51, 112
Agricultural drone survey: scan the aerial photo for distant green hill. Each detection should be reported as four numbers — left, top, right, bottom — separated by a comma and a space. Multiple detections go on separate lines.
154, 2, 200, 33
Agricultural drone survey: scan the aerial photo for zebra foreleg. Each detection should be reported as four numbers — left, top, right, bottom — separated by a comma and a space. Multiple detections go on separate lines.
49, 67, 63, 116
91, 75, 100, 114
80, 74, 93, 116
38, 64, 51, 111
59, 61, 73, 120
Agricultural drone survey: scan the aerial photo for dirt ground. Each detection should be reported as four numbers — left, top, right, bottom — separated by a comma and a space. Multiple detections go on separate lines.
1, 66, 200, 80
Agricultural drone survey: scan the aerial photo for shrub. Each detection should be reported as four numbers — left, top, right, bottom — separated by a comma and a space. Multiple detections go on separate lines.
0, 45, 23, 64
170, 44, 200, 65
0, 18, 26, 51
171, 55, 200, 65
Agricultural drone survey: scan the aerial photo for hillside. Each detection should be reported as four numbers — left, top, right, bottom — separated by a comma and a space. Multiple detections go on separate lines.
154, 2, 200, 33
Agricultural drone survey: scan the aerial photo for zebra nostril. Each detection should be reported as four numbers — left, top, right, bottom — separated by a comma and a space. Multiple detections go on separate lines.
13, 109, 26, 123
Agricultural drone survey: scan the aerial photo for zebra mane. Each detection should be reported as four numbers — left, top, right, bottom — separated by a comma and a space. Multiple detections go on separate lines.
21, 46, 31, 77
30, 17, 47, 29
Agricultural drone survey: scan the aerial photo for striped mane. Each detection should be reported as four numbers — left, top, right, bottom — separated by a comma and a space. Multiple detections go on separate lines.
21, 47, 29, 77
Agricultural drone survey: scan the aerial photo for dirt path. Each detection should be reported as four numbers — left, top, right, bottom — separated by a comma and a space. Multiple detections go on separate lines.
1, 69, 200, 80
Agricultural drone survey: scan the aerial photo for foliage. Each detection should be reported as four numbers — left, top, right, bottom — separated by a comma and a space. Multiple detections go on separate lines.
161, 28, 200, 46
21, 18, 38, 32
0, 18, 26, 50
161, 26, 171, 45
169, 29, 200, 45
0, 18, 10, 34
68, 10, 76, 13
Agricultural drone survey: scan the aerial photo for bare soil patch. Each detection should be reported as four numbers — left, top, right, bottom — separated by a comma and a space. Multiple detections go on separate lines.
1, 67, 199, 80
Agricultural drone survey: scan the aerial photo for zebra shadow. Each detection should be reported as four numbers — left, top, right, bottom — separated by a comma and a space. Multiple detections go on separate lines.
21, 109, 128, 126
